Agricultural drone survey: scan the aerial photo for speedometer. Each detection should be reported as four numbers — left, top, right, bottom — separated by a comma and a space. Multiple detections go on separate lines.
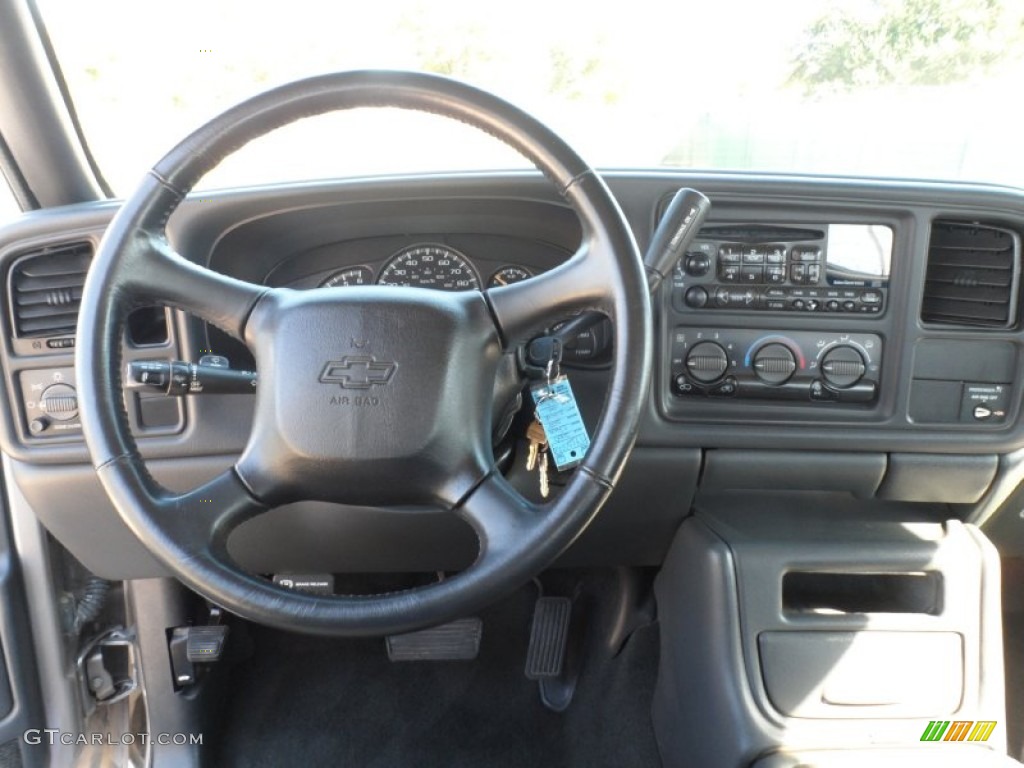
377, 244, 481, 291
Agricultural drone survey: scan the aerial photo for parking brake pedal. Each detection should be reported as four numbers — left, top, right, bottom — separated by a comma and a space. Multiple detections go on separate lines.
386, 618, 482, 661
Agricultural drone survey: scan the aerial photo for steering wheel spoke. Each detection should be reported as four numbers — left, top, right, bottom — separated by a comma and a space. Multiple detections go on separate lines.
96, 456, 266, 561
130, 235, 269, 342
152, 467, 266, 557
484, 238, 613, 348
456, 472, 541, 562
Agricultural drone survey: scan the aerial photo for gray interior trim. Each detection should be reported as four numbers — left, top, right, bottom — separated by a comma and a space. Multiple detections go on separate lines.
4, 453, 80, 768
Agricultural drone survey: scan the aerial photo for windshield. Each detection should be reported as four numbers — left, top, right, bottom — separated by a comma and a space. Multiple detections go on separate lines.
38, 0, 1024, 192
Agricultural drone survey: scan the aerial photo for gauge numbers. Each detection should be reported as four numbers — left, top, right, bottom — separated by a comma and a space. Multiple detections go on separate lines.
488, 265, 532, 288
320, 266, 374, 287
377, 244, 480, 291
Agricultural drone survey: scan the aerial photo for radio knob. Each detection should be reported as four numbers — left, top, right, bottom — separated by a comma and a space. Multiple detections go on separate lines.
683, 286, 709, 308
752, 343, 797, 385
684, 253, 711, 276
820, 346, 866, 388
685, 341, 729, 383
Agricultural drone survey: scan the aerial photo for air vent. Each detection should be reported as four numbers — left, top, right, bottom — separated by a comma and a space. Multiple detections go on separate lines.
9, 241, 92, 338
921, 221, 1018, 328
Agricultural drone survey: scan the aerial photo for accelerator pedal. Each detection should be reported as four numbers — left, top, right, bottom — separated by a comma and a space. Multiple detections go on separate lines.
525, 596, 572, 679
525, 596, 580, 711
386, 617, 482, 661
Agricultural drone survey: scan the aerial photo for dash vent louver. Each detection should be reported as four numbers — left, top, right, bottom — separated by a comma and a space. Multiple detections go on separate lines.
921, 221, 1019, 328
9, 241, 92, 337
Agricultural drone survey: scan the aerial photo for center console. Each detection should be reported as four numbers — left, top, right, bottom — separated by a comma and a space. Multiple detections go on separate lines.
663, 222, 891, 409
652, 495, 1009, 768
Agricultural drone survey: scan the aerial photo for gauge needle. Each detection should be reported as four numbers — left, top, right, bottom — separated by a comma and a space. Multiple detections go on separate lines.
494, 276, 507, 286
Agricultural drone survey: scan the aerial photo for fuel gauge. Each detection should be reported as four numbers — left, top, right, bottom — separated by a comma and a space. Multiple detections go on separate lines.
488, 265, 532, 288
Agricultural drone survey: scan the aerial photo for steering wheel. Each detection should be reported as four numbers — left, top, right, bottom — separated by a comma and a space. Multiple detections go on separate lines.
76, 71, 651, 636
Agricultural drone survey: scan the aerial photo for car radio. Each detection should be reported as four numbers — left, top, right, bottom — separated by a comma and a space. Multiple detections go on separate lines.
670, 223, 892, 315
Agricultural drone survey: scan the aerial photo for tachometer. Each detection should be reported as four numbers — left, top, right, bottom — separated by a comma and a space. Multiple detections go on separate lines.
320, 266, 374, 287
377, 244, 480, 291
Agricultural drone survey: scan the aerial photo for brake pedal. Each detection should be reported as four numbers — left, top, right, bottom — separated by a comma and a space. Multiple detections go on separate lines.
525, 596, 572, 679
386, 617, 482, 661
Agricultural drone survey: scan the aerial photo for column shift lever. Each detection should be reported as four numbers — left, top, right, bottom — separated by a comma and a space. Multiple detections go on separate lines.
532, 187, 712, 360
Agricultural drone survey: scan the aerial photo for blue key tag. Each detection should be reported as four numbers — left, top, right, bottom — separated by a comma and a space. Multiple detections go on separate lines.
531, 376, 590, 471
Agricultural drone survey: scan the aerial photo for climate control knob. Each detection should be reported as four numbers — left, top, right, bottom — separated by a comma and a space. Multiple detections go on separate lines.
685, 341, 729, 383
752, 343, 797, 385
820, 346, 866, 388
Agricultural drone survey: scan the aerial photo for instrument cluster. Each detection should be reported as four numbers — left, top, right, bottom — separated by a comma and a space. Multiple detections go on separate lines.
316, 243, 532, 291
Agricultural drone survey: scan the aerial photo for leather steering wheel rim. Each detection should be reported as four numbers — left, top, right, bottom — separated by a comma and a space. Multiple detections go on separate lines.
76, 70, 652, 637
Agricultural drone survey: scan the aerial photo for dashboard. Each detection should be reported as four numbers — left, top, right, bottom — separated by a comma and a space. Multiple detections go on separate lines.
3, 170, 1024, 578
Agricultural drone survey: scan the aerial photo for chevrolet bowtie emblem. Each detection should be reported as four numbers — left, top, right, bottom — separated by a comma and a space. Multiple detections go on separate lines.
319, 356, 397, 389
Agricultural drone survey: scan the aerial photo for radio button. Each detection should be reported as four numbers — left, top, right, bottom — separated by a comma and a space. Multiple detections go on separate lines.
739, 265, 763, 283
766, 299, 786, 311
719, 245, 742, 264
765, 245, 786, 263
791, 246, 822, 262
719, 265, 741, 282
861, 290, 881, 304
806, 264, 821, 282
765, 265, 786, 283
842, 300, 857, 311
741, 248, 765, 264
825, 300, 840, 311
790, 264, 807, 282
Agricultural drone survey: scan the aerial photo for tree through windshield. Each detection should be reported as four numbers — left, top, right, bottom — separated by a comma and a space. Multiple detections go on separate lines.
37, 0, 1024, 192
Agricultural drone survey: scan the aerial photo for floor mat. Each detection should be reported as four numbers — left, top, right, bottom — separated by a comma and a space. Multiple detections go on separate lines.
213, 584, 661, 767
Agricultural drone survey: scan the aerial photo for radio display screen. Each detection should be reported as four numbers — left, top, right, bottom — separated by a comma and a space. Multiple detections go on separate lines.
826, 224, 893, 285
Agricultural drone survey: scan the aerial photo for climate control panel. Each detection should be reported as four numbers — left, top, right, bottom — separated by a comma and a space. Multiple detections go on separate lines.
668, 329, 882, 404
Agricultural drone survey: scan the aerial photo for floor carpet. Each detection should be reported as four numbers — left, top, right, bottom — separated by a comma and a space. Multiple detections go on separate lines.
212, 582, 662, 767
